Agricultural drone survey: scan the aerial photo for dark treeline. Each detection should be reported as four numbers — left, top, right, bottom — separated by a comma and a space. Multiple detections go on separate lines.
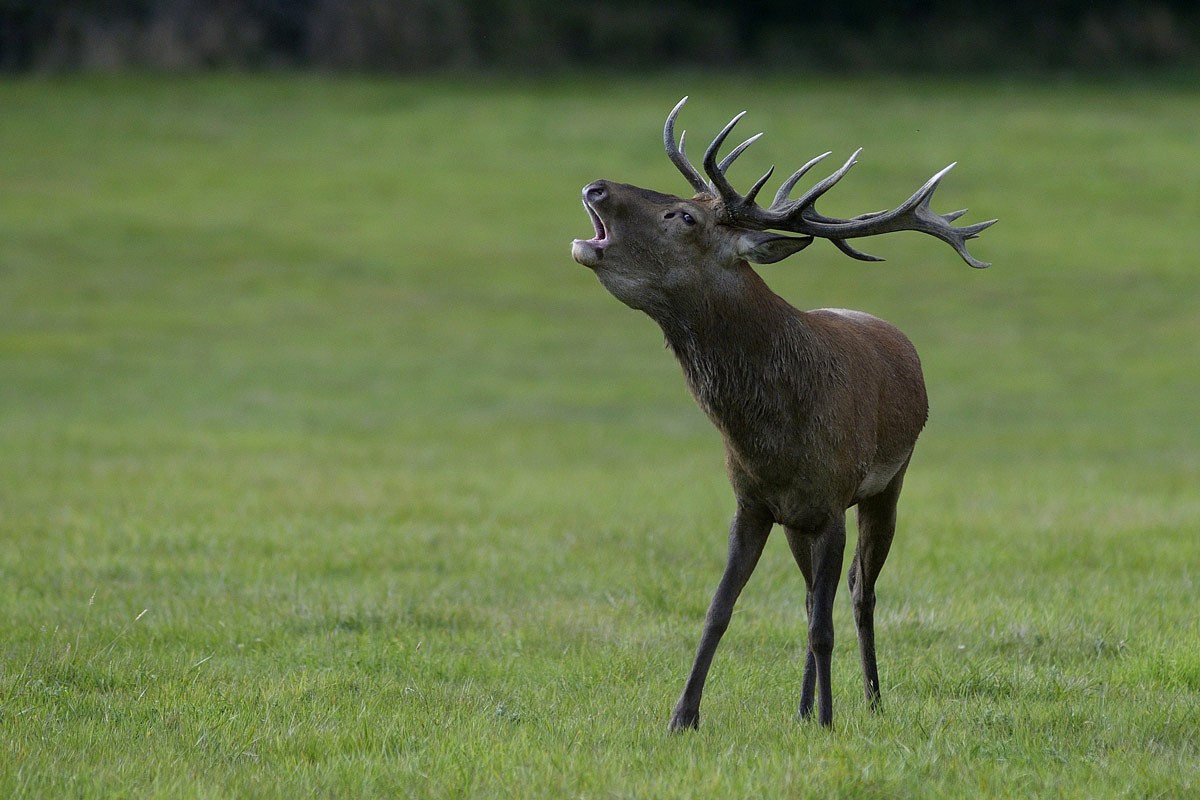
2, 1, 1197, 73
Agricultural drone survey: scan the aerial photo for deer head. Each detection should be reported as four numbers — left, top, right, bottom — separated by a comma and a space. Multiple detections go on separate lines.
571, 97, 994, 311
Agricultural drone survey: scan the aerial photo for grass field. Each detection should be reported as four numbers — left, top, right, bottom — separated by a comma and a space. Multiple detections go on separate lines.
1, 74, 1198, 797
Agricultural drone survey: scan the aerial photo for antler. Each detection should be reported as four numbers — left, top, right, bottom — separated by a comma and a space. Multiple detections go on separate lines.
664, 97, 996, 268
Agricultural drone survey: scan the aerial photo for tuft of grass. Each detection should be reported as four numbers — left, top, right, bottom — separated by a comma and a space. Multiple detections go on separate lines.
1, 74, 1198, 798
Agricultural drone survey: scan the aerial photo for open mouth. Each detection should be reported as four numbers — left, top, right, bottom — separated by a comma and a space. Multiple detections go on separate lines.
571, 199, 609, 267
580, 201, 608, 246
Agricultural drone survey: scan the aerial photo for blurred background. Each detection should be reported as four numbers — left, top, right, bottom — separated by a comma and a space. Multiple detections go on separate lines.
2, 0, 1198, 74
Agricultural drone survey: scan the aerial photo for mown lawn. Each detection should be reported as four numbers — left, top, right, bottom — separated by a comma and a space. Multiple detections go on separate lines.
1, 74, 1198, 798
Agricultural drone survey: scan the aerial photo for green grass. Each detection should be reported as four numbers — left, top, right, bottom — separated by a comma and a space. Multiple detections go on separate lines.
1, 74, 1198, 797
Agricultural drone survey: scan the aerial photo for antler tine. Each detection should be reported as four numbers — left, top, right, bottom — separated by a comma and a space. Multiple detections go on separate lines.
702, 111, 749, 199
664, 96, 710, 195
779, 149, 862, 216
717, 132, 764, 174
945, 216, 998, 268
744, 165, 775, 205
771, 152, 832, 208
831, 238, 886, 262
896, 162, 956, 215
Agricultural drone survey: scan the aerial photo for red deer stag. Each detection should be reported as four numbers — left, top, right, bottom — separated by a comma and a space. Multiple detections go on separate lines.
570, 97, 994, 730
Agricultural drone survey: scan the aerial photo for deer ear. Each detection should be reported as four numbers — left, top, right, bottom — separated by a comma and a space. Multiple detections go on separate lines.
734, 231, 815, 264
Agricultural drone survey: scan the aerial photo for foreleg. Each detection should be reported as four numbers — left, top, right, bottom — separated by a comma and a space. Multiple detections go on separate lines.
668, 503, 773, 732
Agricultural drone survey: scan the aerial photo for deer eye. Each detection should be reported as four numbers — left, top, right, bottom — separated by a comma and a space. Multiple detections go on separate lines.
681, 212, 696, 225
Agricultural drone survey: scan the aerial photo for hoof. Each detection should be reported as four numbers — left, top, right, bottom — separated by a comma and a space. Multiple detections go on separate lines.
668, 711, 699, 733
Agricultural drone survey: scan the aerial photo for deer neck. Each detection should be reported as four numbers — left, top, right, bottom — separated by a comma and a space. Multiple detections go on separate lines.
651, 266, 823, 434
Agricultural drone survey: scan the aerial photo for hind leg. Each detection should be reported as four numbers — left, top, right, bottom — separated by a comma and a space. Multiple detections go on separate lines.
851, 459, 909, 710
785, 514, 846, 727
783, 526, 817, 719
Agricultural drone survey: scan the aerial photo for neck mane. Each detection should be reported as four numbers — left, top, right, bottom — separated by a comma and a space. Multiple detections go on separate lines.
650, 267, 824, 442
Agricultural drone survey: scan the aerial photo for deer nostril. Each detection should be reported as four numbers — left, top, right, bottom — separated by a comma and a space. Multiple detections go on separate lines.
584, 182, 607, 204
